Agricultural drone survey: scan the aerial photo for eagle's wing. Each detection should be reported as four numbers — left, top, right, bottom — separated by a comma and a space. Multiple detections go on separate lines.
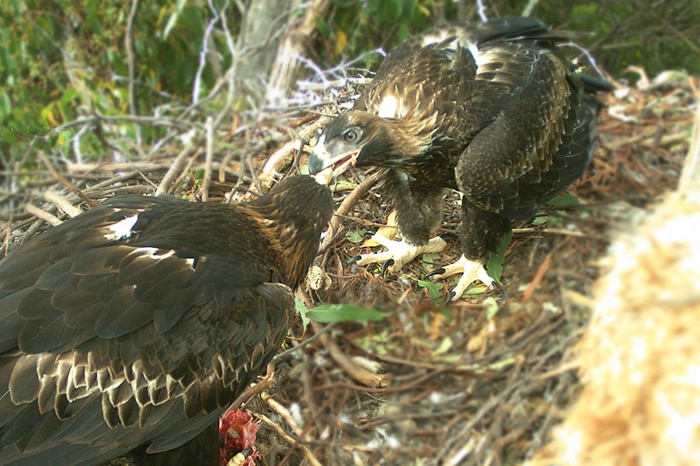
0, 196, 277, 353
0, 195, 293, 465
356, 30, 477, 123
455, 39, 600, 219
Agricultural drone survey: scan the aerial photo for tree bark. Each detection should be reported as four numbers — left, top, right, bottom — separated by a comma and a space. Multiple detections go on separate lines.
265, 0, 331, 105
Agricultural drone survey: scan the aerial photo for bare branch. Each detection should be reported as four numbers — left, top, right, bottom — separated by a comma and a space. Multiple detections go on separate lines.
125, 0, 142, 145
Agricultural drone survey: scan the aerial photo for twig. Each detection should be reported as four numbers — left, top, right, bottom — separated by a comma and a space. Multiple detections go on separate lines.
43, 191, 82, 217
476, 0, 488, 22
125, 0, 142, 145
3, 216, 12, 257
260, 139, 304, 181
257, 414, 323, 466
37, 152, 95, 207
522, 254, 552, 302
156, 145, 197, 195
273, 320, 337, 361
512, 226, 585, 237
521, 0, 541, 16
199, 116, 214, 201
227, 362, 276, 411
25, 204, 62, 226
319, 170, 385, 253
261, 392, 304, 437
310, 321, 386, 388
52, 114, 201, 136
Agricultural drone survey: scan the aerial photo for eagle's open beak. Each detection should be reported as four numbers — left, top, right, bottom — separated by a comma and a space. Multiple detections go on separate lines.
308, 135, 358, 184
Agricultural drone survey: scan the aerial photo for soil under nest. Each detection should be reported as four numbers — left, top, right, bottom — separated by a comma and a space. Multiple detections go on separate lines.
0, 73, 696, 465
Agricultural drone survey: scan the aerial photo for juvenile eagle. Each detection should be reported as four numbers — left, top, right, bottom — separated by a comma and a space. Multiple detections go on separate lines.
309, 17, 611, 301
0, 176, 333, 465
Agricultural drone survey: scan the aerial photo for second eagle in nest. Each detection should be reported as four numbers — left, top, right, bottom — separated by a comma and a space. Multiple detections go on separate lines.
309, 17, 612, 302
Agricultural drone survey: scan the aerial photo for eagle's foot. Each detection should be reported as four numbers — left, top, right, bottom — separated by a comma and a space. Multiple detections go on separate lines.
352, 235, 447, 273
426, 255, 495, 303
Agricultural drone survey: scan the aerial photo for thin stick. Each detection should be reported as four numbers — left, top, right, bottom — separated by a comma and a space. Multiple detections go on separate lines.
156, 144, 197, 195
125, 0, 142, 144
25, 204, 62, 226
37, 152, 95, 207
319, 170, 385, 253
3, 216, 12, 257
43, 191, 81, 217
522, 254, 552, 302
200, 116, 214, 201
310, 321, 386, 388
257, 414, 323, 466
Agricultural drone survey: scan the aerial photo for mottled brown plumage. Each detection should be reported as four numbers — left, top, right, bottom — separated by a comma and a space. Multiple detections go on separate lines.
309, 17, 612, 300
0, 175, 333, 465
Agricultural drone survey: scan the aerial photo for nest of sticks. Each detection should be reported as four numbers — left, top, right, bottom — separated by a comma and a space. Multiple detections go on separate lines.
1, 70, 697, 465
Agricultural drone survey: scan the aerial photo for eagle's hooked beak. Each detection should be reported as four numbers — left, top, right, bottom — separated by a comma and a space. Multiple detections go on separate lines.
308, 134, 332, 175
308, 134, 358, 185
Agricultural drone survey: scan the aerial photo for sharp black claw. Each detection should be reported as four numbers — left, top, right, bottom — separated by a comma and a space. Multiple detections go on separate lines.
349, 255, 362, 264
438, 232, 459, 241
445, 290, 457, 305
424, 267, 446, 279
381, 259, 395, 276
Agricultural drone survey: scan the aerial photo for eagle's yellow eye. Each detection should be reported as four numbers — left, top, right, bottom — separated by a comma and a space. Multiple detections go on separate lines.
343, 127, 360, 143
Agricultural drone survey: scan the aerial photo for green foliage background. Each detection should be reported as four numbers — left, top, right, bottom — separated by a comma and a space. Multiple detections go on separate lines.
0, 0, 697, 162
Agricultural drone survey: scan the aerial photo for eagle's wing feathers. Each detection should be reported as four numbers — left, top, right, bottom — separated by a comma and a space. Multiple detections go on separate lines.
0, 176, 333, 465
357, 35, 477, 123
456, 44, 593, 218
0, 196, 281, 355
0, 282, 292, 464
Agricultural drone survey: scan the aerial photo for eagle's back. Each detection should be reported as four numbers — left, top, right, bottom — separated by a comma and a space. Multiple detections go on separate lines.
351, 18, 609, 217
0, 176, 333, 465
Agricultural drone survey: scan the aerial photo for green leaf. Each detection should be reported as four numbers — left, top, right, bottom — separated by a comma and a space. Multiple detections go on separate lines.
420, 252, 440, 265
332, 179, 357, 190
181, 6, 204, 37
295, 298, 310, 329
345, 228, 367, 244
531, 215, 548, 226
163, 12, 179, 39
547, 193, 581, 207
486, 230, 512, 284
60, 88, 78, 108
0, 92, 10, 117
306, 304, 386, 323
434, 336, 453, 355
316, 18, 330, 38
417, 279, 442, 301
483, 296, 500, 320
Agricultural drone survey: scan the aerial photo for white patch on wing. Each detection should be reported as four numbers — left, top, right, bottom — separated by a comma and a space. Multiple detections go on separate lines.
421, 30, 455, 47
135, 248, 196, 269
105, 214, 139, 241
378, 95, 399, 118
423, 34, 440, 47
466, 41, 489, 69
143, 248, 175, 260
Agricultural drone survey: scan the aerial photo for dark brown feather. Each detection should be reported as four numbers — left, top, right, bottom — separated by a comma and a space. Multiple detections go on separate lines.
310, 17, 611, 263
0, 175, 332, 465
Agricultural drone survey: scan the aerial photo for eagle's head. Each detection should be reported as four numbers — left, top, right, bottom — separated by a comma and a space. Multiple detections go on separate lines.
308, 110, 434, 179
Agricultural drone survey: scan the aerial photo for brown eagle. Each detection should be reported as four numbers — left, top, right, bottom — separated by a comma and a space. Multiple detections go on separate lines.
0, 175, 333, 465
309, 17, 612, 301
